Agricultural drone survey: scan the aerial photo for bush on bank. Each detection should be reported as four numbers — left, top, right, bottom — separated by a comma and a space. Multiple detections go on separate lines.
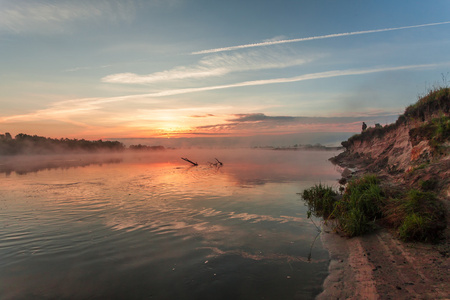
302, 175, 446, 242
383, 189, 446, 242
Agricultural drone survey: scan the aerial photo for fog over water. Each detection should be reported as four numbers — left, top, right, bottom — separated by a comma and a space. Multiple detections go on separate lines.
1, 149, 342, 299
111, 132, 355, 148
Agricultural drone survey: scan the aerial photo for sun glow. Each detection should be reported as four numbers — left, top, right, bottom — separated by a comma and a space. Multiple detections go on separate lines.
155, 125, 192, 138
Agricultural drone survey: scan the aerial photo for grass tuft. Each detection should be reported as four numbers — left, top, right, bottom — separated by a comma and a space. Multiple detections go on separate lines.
383, 189, 446, 242
301, 184, 338, 219
398, 213, 429, 242
335, 175, 383, 236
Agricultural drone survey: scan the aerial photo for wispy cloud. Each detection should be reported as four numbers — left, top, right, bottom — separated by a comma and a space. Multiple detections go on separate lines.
192, 21, 450, 55
142, 63, 443, 97
0, 94, 161, 123
102, 50, 312, 84
0, 0, 136, 33
1, 62, 444, 124
190, 114, 215, 118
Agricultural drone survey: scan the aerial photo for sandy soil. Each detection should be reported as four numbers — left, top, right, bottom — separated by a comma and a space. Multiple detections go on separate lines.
316, 227, 449, 299
322, 145, 450, 299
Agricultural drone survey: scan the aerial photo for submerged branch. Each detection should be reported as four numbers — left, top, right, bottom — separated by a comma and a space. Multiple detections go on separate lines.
181, 157, 198, 166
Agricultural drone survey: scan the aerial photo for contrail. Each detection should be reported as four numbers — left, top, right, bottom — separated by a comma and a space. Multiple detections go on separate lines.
192, 21, 450, 55
146, 63, 440, 97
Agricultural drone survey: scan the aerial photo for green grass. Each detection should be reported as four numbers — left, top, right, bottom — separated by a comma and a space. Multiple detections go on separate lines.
398, 213, 429, 241
302, 175, 384, 237
383, 189, 446, 242
338, 207, 372, 237
335, 175, 383, 236
302, 177, 447, 242
301, 183, 338, 219
405, 87, 450, 121
409, 115, 450, 155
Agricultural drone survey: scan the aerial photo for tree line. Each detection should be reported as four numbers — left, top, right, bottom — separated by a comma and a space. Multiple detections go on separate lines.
0, 133, 165, 155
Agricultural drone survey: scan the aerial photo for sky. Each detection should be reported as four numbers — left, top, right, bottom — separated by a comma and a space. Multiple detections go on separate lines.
1, 0, 450, 147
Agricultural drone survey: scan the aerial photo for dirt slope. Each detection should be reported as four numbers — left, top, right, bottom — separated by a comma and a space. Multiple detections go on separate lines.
317, 229, 449, 299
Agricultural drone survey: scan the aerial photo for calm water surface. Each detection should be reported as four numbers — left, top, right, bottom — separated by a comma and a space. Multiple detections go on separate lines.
0, 149, 341, 299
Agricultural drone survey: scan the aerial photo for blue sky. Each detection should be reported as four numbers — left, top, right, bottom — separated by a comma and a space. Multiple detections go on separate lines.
1, 0, 450, 146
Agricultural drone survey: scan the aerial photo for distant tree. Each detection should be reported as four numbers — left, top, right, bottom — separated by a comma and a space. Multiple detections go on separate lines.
129, 144, 165, 151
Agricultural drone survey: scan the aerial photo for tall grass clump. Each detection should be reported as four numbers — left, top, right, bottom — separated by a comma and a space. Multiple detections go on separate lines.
302, 175, 384, 237
335, 175, 384, 236
384, 189, 446, 242
302, 184, 338, 219
398, 213, 428, 241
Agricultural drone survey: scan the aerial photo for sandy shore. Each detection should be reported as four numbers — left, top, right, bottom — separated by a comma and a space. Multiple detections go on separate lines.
316, 226, 449, 299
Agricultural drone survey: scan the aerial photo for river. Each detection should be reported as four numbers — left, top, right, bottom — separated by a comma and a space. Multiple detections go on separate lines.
0, 148, 341, 299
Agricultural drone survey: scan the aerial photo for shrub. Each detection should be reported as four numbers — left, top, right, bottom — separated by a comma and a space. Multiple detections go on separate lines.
339, 207, 374, 237
398, 213, 429, 241
302, 175, 384, 237
335, 175, 384, 236
302, 177, 447, 241
302, 184, 338, 219
383, 189, 446, 242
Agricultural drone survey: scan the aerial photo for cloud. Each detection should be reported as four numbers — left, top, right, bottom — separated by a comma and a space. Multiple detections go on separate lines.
102, 50, 312, 84
1, 62, 445, 125
192, 21, 450, 55
102, 68, 228, 84
229, 113, 296, 122
190, 114, 215, 118
141, 63, 444, 97
0, 94, 161, 123
195, 113, 399, 135
0, 0, 136, 33
227, 113, 397, 124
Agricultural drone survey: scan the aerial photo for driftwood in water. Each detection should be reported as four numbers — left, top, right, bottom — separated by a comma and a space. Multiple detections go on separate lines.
181, 157, 198, 166
208, 158, 223, 167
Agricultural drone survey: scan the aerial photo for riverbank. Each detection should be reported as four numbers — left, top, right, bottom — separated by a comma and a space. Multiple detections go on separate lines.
314, 154, 450, 299
313, 87, 450, 299
316, 226, 449, 299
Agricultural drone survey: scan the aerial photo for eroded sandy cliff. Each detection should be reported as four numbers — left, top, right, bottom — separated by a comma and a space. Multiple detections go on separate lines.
332, 87, 449, 200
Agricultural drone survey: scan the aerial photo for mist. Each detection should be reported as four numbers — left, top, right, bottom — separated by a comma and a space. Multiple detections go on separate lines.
111, 132, 355, 148
1, 148, 342, 188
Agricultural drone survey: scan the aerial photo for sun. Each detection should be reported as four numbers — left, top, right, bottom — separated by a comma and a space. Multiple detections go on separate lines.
156, 125, 192, 138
